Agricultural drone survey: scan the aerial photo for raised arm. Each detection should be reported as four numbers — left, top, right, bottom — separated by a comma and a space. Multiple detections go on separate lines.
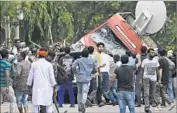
136, 54, 141, 69
140, 59, 145, 78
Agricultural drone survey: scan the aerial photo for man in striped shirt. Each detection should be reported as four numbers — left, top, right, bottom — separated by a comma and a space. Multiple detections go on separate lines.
0, 49, 17, 113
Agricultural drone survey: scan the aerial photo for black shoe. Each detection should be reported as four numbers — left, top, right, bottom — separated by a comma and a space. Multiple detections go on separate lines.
112, 101, 116, 106
86, 99, 93, 107
151, 103, 157, 107
106, 101, 112, 105
135, 104, 141, 107
103, 93, 109, 100
145, 107, 151, 113
81, 103, 86, 113
70, 104, 75, 107
99, 102, 105, 107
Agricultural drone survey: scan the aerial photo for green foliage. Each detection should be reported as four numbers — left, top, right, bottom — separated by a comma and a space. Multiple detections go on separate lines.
153, 2, 176, 51
0, 1, 21, 19
0, 1, 176, 50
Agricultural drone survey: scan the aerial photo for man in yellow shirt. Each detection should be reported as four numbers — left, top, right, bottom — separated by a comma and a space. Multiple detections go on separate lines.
94, 42, 111, 107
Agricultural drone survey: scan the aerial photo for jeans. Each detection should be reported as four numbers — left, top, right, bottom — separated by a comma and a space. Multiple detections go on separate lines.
77, 82, 90, 111
58, 80, 75, 105
15, 91, 28, 107
117, 91, 135, 113
0, 86, 17, 113
101, 72, 109, 93
172, 77, 177, 98
143, 78, 156, 108
160, 85, 172, 106
109, 80, 118, 102
167, 77, 174, 101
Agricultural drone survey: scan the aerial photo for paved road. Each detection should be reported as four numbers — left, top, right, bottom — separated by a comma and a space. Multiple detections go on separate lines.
1, 102, 176, 113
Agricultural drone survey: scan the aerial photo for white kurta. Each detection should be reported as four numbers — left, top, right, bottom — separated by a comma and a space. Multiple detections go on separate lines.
27, 58, 56, 106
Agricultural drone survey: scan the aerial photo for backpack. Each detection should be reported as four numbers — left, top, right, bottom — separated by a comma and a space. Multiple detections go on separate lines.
165, 57, 176, 77
56, 64, 68, 84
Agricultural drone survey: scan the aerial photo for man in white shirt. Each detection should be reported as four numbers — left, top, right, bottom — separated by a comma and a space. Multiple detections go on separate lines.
97, 43, 111, 96
141, 48, 159, 113
27, 48, 57, 113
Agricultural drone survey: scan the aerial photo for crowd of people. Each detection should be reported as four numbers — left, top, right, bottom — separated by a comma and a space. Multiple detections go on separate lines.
0, 40, 176, 113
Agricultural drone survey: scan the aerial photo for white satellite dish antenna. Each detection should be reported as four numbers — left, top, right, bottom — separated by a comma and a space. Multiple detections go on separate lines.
132, 1, 167, 36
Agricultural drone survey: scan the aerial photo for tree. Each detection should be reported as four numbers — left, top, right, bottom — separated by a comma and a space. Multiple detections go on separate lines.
151, 2, 176, 51
0, 1, 176, 50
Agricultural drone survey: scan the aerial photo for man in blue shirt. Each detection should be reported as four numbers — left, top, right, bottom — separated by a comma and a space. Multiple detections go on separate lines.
72, 48, 97, 113
0, 49, 17, 113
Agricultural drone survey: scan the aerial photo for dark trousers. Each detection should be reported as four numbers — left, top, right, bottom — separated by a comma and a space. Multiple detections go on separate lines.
89, 77, 97, 94
96, 75, 103, 104
39, 105, 46, 113
58, 80, 75, 105
88, 77, 97, 103
135, 74, 143, 106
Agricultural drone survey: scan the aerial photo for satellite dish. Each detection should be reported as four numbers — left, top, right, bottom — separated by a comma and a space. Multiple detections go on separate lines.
133, 1, 167, 35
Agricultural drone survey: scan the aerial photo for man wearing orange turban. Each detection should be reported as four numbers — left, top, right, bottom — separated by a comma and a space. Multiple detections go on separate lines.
27, 47, 57, 112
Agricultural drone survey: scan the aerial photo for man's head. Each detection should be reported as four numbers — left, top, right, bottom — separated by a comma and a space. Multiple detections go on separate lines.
113, 54, 120, 63
60, 47, 65, 52
167, 50, 173, 57
158, 48, 166, 56
97, 42, 105, 53
0, 49, 9, 59
132, 53, 137, 59
88, 46, 94, 54
121, 55, 129, 64
31, 48, 37, 55
37, 47, 48, 58
126, 50, 132, 57
82, 48, 89, 58
147, 48, 155, 59
64, 46, 71, 54
14, 39, 20, 48
18, 52, 26, 61
141, 46, 147, 54
46, 50, 55, 62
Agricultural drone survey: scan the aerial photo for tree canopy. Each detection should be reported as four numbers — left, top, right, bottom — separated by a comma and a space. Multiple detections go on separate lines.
0, 1, 176, 50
